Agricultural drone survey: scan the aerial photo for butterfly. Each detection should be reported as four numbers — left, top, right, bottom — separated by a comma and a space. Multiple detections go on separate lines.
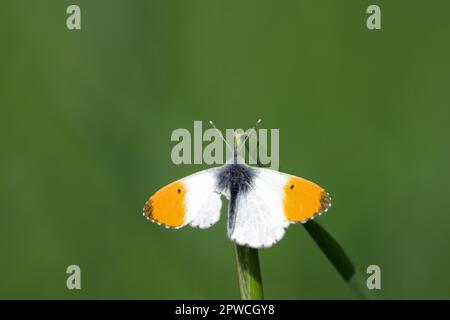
143, 120, 331, 248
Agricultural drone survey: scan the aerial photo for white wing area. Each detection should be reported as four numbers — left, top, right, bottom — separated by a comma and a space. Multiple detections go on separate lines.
228, 168, 291, 248
183, 169, 223, 229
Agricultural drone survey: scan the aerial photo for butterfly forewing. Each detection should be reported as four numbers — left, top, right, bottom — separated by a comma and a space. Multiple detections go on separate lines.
144, 168, 223, 229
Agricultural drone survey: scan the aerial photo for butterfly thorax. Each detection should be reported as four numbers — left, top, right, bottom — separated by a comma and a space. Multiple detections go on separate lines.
217, 163, 255, 194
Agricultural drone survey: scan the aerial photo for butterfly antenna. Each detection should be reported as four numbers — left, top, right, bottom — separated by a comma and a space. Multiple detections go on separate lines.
238, 119, 262, 151
209, 120, 233, 152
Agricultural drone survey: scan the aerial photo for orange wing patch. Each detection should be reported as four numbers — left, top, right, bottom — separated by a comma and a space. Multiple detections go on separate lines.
283, 177, 331, 223
144, 180, 187, 228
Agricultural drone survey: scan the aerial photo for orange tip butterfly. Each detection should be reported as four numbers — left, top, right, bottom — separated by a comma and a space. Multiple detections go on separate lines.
143, 120, 331, 248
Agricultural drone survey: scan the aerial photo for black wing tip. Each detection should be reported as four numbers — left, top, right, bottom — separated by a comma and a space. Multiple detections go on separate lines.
320, 191, 331, 212
143, 199, 153, 218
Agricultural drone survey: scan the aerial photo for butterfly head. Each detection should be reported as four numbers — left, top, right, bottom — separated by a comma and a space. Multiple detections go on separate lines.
209, 119, 262, 164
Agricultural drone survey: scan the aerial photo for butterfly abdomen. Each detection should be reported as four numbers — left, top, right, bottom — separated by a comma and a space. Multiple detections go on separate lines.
217, 164, 256, 234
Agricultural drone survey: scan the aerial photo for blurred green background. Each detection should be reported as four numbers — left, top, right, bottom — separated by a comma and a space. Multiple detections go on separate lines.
1, 0, 450, 299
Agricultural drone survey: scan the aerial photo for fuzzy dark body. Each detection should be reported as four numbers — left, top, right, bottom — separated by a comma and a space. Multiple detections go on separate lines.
217, 164, 256, 234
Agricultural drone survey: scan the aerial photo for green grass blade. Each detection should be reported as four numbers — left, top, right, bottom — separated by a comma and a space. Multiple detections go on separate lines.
303, 220, 373, 299
235, 245, 264, 300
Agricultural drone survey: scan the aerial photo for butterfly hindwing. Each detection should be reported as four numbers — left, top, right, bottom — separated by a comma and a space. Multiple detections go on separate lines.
227, 169, 289, 248
144, 168, 223, 229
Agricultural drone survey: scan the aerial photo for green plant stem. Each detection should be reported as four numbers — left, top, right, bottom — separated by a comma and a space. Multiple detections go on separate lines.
235, 244, 264, 299
234, 134, 264, 300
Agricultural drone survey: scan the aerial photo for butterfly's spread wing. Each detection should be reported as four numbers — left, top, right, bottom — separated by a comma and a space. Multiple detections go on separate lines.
229, 167, 331, 248
143, 168, 223, 229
